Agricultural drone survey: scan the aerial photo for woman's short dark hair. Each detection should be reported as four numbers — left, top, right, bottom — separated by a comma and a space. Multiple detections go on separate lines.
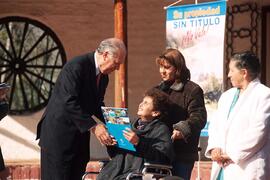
231, 51, 261, 80
156, 48, 190, 83
144, 88, 171, 120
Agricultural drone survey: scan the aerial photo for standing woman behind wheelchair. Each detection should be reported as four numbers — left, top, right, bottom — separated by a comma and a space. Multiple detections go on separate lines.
155, 49, 207, 180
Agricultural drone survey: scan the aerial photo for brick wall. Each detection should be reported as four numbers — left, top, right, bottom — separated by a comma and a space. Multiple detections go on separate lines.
1, 164, 40, 180
1, 161, 211, 180
0, 0, 230, 116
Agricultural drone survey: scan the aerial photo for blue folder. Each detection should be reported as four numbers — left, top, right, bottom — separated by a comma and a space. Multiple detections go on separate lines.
101, 107, 136, 152
106, 123, 136, 152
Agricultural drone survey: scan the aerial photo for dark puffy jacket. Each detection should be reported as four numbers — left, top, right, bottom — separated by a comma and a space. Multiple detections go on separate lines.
157, 80, 207, 162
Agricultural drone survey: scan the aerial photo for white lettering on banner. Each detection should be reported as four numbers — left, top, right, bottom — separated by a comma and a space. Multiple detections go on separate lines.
183, 6, 220, 19
171, 6, 221, 20
173, 20, 187, 28
173, 17, 220, 29
190, 17, 220, 27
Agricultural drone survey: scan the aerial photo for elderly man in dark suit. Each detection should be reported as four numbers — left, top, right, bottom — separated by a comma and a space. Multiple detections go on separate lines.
36, 38, 126, 180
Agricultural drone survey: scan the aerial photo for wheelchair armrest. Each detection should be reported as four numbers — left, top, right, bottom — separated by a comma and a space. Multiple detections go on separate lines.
142, 162, 172, 176
143, 163, 172, 169
126, 171, 143, 180
82, 160, 110, 180
126, 163, 173, 180
82, 171, 99, 180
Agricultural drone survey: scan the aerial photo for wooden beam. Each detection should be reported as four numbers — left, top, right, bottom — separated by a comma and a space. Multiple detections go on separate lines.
114, 0, 127, 108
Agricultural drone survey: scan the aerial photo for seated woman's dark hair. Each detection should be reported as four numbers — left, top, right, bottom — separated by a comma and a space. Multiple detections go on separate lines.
144, 88, 171, 121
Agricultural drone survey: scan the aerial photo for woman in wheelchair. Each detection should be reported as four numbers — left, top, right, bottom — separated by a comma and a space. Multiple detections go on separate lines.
97, 88, 174, 180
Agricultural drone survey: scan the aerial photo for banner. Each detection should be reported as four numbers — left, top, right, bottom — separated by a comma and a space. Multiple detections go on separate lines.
166, 1, 227, 136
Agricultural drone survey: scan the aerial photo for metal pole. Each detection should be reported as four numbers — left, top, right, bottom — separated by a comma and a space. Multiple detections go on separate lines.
114, 0, 127, 108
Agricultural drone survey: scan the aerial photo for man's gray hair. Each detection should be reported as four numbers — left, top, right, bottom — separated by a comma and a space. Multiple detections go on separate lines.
97, 38, 126, 57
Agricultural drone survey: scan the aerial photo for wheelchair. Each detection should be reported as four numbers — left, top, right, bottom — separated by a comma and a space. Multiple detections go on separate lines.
126, 162, 176, 180
82, 132, 110, 180
82, 132, 182, 180
83, 161, 181, 180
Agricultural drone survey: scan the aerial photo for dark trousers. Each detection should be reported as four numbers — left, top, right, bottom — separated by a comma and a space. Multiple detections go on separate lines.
0, 148, 5, 172
172, 161, 194, 180
41, 148, 88, 180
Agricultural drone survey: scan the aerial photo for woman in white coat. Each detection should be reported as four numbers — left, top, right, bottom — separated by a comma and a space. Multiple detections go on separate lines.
205, 51, 270, 180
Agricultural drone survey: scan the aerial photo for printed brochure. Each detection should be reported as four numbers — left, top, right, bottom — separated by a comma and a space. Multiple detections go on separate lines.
101, 106, 136, 152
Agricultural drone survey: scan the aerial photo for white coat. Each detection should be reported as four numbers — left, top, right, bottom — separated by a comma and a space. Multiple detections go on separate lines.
205, 79, 270, 180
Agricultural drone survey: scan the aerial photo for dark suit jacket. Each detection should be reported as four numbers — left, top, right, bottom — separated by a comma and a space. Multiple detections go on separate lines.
36, 52, 108, 161
0, 101, 8, 171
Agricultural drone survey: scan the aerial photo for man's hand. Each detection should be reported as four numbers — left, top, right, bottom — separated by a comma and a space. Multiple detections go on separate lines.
0, 89, 9, 100
123, 128, 139, 145
91, 124, 115, 146
171, 129, 184, 141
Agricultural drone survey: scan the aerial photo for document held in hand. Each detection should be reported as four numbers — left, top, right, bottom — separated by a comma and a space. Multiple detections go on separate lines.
101, 106, 136, 152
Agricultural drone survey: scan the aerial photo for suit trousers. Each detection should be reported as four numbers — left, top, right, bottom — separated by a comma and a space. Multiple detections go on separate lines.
41, 148, 89, 180
172, 161, 194, 180
0, 148, 5, 171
